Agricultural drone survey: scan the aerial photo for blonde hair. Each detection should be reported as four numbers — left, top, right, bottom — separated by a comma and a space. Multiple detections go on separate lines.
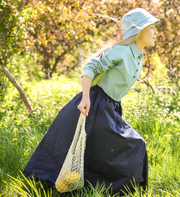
112, 33, 140, 47
94, 33, 140, 58
81, 33, 140, 67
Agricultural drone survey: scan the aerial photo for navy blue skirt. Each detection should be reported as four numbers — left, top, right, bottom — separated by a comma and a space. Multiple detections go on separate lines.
23, 85, 148, 195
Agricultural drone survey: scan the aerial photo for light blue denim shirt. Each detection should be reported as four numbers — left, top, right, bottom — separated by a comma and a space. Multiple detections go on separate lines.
81, 42, 143, 101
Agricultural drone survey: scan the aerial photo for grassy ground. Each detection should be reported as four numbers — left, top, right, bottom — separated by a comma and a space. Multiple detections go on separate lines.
0, 76, 180, 197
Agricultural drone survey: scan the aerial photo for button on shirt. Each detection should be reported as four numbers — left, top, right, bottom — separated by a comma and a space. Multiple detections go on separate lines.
81, 42, 143, 101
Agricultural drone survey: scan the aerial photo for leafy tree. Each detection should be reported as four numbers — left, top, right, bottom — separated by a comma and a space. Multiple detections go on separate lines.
1, 0, 180, 91
0, 0, 30, 68
23, 0, 100, 79
155, 0, 180, 89
0, 0, 33, 111
0, 0, 23, 99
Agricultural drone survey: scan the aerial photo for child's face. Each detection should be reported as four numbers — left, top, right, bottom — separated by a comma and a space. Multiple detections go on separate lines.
138, 24, 158, 48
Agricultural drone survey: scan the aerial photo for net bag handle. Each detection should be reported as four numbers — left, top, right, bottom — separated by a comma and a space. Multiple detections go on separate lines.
70, 113, 86, 156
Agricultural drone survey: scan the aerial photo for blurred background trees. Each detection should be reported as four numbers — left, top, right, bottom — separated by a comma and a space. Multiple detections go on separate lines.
0, 0, 180, 92
1, 1, 180, 194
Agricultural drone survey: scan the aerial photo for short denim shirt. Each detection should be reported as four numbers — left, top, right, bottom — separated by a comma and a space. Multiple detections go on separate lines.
81, 42, 143, 101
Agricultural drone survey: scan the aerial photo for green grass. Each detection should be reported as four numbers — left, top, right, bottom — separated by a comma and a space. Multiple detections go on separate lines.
0, 76, 180, 196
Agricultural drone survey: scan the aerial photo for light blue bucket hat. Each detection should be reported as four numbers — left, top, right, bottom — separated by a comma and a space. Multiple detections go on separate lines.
121, 8, 160, 40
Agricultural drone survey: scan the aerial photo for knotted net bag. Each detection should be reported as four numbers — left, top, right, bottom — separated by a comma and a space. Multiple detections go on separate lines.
55, 113, 86, 193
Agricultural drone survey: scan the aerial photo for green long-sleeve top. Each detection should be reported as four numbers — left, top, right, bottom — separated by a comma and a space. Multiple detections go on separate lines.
81, 42, 143, 101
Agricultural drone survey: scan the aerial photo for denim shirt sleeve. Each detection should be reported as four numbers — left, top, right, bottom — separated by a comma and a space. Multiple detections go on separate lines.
81, 46, 122, 79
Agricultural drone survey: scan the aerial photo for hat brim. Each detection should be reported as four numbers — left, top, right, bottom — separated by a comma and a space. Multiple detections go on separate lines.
123, 16, 160, 40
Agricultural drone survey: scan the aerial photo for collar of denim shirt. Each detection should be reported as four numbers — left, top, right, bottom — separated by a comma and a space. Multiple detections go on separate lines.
129, 42, 143, 59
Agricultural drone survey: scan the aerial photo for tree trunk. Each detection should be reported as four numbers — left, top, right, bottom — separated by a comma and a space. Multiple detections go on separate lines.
2, 67, 33, 115
43, 52, 52, 79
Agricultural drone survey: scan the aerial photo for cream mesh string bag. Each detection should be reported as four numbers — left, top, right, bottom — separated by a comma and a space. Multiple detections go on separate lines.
55, 113, 87, 193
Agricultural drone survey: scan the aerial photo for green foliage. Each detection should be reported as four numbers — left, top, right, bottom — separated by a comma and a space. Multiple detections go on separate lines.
122, 91, 180, 197
141, 53, 169, 85
4, 174, 119, 197
155, 0, 180, 88
0, 0, 30, 66
0, 0, 32, 99
1, 0, 180, 90
21, 0, 101, 79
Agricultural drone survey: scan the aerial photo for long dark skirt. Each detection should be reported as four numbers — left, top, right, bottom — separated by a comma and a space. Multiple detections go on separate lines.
23, 85, 148, 195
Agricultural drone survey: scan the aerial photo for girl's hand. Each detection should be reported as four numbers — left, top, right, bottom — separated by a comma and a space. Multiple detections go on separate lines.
78, 75, 92, 116
78, 98, 90, 116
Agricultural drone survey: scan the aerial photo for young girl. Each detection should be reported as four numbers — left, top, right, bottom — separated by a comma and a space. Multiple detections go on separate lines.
23, 8, 159, 195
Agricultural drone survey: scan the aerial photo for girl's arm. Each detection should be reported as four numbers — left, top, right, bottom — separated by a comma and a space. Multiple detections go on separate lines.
78, 47, 121, 116
77, 76, 92, 116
